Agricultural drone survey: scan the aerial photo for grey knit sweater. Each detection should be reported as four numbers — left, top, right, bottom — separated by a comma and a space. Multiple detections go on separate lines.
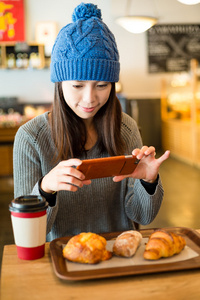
13, 112, 164, 242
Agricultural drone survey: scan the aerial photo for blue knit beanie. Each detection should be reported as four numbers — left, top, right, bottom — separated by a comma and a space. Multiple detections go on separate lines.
50, 3, 120, 83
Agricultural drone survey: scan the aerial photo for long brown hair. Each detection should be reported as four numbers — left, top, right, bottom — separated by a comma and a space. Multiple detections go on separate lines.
50, 82, 125, 162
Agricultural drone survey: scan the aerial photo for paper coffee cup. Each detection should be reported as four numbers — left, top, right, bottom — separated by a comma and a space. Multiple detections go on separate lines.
9, 195, 48, 260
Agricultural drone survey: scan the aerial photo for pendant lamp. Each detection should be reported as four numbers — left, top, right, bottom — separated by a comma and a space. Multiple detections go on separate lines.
177, 0, 200, 4
116, 0, 158, 34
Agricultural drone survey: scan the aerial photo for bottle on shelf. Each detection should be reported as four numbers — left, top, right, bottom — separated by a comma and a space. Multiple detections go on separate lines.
7, 53, 16, 69
16, 53, 23, 68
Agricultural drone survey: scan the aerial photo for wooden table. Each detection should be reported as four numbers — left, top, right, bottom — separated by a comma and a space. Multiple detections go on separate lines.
1, 230, 200, 300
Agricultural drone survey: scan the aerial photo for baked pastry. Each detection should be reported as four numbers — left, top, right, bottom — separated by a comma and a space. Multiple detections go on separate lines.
63, 232, 112, 264
113, 230, 142, 257
143, 229, 186, 260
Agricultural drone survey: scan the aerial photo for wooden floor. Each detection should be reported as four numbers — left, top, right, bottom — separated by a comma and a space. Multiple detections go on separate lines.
1, 155, 200, 274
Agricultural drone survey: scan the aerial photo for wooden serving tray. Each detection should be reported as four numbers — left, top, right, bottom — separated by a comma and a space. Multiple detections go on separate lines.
49, 227, 200, 281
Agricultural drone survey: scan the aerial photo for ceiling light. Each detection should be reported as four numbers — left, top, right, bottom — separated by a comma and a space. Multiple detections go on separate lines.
177, 0, 200, 4
116, 16, 158, 34
116, 0, 158, 34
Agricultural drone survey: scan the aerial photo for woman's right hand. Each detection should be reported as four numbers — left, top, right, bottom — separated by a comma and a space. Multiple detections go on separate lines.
40, 159, 91, 193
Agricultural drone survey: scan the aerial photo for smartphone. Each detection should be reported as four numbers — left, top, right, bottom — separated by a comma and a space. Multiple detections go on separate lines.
76, 155, 140, 180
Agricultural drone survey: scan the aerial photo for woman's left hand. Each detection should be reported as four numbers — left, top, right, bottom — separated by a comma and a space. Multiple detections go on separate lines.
113, 146, 170, 183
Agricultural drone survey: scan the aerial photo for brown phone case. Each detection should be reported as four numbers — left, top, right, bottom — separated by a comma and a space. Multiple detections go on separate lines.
76, 155, 140, 180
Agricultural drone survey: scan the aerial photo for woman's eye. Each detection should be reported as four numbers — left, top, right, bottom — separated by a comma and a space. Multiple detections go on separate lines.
72, 85, 82, 88
97, 84, 108, 88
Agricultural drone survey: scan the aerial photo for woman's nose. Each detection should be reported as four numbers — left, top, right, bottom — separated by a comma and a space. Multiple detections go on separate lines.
83, 87, 96, 103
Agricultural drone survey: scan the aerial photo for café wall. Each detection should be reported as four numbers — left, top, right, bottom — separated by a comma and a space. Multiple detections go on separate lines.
0, 0, 200, 103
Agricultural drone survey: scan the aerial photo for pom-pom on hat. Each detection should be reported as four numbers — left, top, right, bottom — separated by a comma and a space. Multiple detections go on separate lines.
50, 3, 120, 83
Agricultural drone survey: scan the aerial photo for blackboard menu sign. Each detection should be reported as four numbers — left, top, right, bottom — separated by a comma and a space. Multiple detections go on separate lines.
147, 24, 200, 73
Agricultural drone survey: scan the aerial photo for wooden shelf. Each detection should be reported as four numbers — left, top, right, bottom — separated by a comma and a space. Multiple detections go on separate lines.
0, 42, 45, 69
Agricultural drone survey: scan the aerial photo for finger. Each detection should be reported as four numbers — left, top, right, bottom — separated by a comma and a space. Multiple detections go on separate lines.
136, 146, 153, 160
52, 178, 91, 192
141, 146, 149, 154
113, 174, 128, 182
59, 158, 83, 167
57, 182, 79, 192
82, 179, 92, 185
132, 148, 141, 157
63, 178, 91, 190
156, 150, 170, 165
144, 146, 156, 156
132, 146, 148, 159
61, 174, 85, 188
149, 151, 156, 158
59, 165, 86, 180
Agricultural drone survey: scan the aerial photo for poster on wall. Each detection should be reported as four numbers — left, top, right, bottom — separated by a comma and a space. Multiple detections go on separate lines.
0, 0, 25, 42
35, 22, 58, 57
147, 24, 200, 73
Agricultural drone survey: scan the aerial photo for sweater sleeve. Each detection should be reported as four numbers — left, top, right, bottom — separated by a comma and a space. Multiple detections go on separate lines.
125, 177, 164, 225
13, 126, 42, 198
121, 113, 164, 225
13, 119, 59, 236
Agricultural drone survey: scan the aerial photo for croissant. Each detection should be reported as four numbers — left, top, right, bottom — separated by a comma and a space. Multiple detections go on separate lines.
113, 230, 142, 257
63, 232, 112, 264
143, 229, 186, 260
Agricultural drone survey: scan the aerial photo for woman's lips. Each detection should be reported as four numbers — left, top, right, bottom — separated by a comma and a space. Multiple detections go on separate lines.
79, 106, 96, 112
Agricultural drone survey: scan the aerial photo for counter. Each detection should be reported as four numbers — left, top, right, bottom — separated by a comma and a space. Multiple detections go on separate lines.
0, 126, 19, 176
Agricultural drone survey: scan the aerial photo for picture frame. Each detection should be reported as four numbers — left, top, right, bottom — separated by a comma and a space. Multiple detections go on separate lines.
35, 21, 57, 44
35, 22, 57, 57
0, 0, 25, 42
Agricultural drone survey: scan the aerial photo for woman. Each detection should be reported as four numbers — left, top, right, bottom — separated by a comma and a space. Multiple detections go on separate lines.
13, 3, 170, 242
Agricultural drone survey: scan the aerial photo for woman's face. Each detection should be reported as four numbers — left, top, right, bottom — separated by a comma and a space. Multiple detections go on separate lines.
62, 81, 112, 121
